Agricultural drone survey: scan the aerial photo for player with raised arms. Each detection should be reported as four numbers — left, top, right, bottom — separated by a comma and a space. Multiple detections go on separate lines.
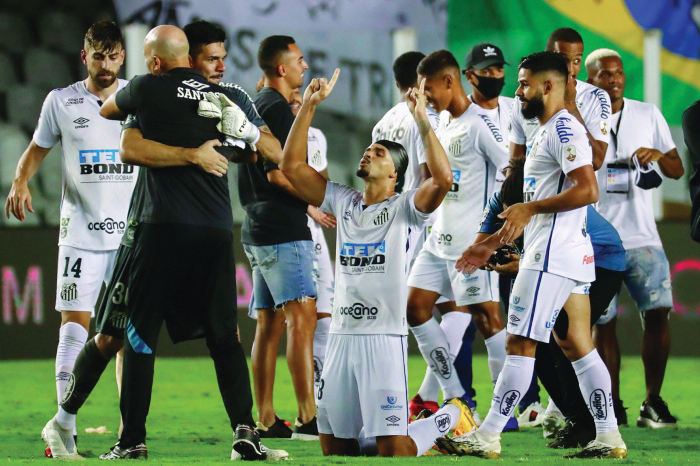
279, 70, 475, 456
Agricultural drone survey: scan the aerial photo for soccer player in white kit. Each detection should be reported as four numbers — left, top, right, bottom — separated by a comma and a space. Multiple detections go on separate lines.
4, 21, 136, 450
508, 28, 612, 436
439, 51, 626, 459
404, 50, 510, 414
586, 48, 684, 428
279, 70, 475, 456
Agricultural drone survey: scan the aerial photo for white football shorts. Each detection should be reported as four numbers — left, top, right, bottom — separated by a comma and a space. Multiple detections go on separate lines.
55, 245, 117, 313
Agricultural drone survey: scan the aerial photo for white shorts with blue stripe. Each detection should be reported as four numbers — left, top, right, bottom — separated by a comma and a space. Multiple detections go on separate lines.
506, 269, 590, 343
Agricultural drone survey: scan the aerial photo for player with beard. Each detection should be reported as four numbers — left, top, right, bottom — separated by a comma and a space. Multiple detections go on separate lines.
4, 21, 137, 459
280, 70, 476, 457
404, 50, 511, 428
586, 48, 683, 429
508, 27, 613, 436
437, 52, 626, 459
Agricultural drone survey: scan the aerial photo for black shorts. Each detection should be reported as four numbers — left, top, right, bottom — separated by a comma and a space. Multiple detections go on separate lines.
127, 223, 238, 348
95, 243, 134, 339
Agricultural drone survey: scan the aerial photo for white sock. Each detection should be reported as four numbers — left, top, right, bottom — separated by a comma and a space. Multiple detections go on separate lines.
313, 317, 331, 401
55, 322, 88, 405
417, 312, 471, 402
410, 317, 464, 400
55, 406, 76, 431
571, 349, 619, 435
408, 404, 460, 456
479, 355, 535, 435
484, 329, 507, 386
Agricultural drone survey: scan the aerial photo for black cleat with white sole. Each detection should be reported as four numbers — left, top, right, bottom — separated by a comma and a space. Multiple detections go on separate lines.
233, 425, 267, 460
99, 443, 148, 460
637, 395, 677, 428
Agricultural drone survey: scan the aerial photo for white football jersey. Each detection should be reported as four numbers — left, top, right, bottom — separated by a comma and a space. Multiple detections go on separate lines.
596, 98, 676, 250
470, 95, 513, 184
307, 126, 327, 173
520, 109, 595, 282
509, 80, 611, 151
320, 182, 430, 335
33, 80, 137, 251
423, 103, 510, 260
372, 103, 440, 192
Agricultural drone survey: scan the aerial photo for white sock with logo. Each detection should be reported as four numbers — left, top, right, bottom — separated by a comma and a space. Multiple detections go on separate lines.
313, 317, 331, 401
571, 349, 619, 435
56, 322, 88, 438
408, 403, 460, 456
417, 312, 471, 402
484, 329, 507, 386
479, 355, 535, 435
411, 317, 464, 400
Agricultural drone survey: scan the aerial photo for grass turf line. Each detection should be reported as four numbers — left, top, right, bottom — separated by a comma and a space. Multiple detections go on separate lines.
1, 355, 698, 464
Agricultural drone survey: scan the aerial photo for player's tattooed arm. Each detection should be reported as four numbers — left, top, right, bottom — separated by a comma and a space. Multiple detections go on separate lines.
279, 69, 340, 207
409, 78, 452, 214
5, 141, 51, 220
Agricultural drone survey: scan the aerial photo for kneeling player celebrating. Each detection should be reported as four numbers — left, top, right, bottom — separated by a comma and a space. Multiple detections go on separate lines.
278, 70, 474, 456
438, 52, 626, 459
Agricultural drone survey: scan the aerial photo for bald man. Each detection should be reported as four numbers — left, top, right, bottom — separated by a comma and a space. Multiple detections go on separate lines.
92, 25, 286, 460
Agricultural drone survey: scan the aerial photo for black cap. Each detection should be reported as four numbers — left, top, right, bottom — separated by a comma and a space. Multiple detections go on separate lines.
464, 43, 508, 71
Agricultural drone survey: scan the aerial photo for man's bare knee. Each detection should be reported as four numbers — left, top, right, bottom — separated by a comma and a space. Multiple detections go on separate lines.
94, 333, 123, 358
505, 333, 537, 357
60, 310, 91, 330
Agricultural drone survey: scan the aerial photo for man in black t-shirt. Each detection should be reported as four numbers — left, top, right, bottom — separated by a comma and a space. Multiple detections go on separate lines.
239, 35, 320, 439
95, 25, 287, 461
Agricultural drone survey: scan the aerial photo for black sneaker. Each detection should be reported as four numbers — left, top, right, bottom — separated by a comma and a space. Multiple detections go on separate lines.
546, 421, 595, 449
99, 443, 148, 460
614, 399, 628, 426
291, 416, 319, 440
233, 425, 266, 460
256, 415, 293, 439
637, 395, 678, 428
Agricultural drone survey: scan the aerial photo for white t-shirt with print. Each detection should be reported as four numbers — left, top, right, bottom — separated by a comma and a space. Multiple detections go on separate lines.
320, 182, 430, 335
33, 79, 137, 250
520, 109, 596, 282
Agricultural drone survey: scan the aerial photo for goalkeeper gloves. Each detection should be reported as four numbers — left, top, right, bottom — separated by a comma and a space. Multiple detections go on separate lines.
198, 92, 261, 151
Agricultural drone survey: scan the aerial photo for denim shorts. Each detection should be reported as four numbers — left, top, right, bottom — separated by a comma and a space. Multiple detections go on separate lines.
597, 246, 673, 324
243, 240, 318, 311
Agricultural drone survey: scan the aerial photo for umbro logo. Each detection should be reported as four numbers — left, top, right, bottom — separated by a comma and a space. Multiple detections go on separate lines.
483, 46, 497, 57
386, 415, 400, 423
73, 117, 89, 128
466, 286, 480, 294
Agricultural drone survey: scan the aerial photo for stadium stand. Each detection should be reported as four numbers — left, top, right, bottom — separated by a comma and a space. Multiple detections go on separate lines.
24, 47, 74, 90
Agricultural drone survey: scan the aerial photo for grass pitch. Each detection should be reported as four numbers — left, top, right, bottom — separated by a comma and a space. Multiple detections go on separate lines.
2, 355, 698, 464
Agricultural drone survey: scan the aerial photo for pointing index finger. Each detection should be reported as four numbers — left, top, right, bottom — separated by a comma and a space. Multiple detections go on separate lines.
327, 68, 340, 92
419, 77, 426, 94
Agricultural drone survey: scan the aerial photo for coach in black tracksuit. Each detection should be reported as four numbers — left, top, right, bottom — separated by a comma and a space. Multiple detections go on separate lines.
98, 27, 269, 459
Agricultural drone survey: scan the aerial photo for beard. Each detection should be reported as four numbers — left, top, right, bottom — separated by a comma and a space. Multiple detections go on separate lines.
356, 166, 369, 178
91, 70, 117, 89
521, 94, 545, 120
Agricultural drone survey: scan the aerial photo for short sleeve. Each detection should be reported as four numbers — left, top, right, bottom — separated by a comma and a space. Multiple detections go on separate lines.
33, 90, 61, 148
426, 106, 440, 131
221, 84, 266, 128
259, 99, 296, 173
508, 98, 527, 145
122, 114, 140, 131
115, 74, 147, 115
400, 189, 432, 228
310, 128, 328, 172
651, 105, 676, 154
320, 181, 357, 216
412, 124, 427, 165
478, 192, 504, 234
580, 88, 611, 144
554, 117, 593, 175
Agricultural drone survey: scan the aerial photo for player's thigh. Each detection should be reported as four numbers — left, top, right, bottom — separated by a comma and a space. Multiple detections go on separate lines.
317, 334, 363, 439
624, 246, 673, 313
407, 248, 454, 300
248, 241, 318, 309
95, 245, 133, 340
356, 335, 409, 439
507, 270, 579, 343
243, 244, 276, 313
450, 266, 499, 308
55, 246, 113, 314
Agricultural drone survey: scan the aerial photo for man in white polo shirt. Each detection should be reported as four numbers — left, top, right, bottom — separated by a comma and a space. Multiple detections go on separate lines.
586, 48, 684, 429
